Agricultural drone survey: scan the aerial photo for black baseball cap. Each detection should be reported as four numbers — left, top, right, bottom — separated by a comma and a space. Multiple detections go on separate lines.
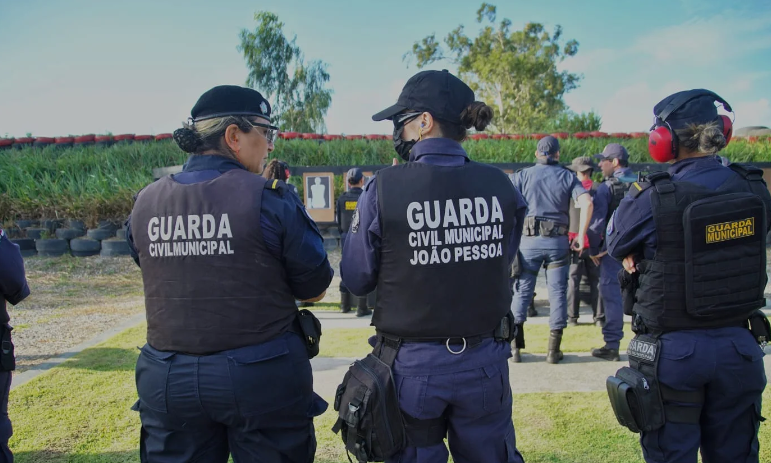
372, 70, 474, 124
594, 143, 629, 161
653, 89, 725, 130
347, 168, 363, 183
536, 136, 560, 156
191, 85, 272, 122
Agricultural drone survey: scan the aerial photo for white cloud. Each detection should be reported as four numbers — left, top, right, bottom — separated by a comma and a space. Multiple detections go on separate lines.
558, 48, 618, 74
630, 11, 771, 66
599, 81, 687, 132
733, 98, 771, 128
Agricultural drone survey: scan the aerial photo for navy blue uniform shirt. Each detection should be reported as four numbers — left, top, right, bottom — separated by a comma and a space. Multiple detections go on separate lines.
340, 137, 528, 297
511, 161, 587, 226
588, 166, 635, 255
0, 229, 30, 322
607, 156, 742, 261
127, 155, 333, 300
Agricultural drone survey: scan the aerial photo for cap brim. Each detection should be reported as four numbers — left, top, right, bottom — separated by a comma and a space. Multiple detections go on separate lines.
593, 154, 608, 159
372, 104, 407, 121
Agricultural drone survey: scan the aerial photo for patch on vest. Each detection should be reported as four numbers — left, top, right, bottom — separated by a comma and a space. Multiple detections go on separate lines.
351, 209, 360, 233
627, 339, 657, 362
705, 217, 754, 244
406, 196, 505, 266
145, 214, 235, 258
345, 201, 357, 211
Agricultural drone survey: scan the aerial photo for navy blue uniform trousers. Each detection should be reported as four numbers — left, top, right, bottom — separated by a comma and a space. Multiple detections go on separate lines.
383, 340, 525, 463
641, 327, 766, 463
134, 332, 327, 463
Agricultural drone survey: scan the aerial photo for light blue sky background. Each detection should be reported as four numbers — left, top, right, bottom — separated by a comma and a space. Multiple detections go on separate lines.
1, 0, 770, 138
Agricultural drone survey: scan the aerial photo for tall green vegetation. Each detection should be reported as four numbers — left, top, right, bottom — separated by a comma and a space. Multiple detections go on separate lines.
1, 138, 769, 222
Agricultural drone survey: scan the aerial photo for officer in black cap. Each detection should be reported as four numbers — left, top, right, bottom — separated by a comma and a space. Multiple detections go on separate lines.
340, 70, 528, 463
0, 228, 30, 462
126, 85, 333, 462
336, 167, 373, 317
606, 89, 771, 462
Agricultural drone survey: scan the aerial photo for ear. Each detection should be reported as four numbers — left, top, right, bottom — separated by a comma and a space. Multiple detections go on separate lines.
224, 124, 241, 153
421, 112, 435, 132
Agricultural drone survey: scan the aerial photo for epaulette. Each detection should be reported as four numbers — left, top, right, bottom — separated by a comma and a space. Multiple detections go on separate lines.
265, 178, 287, 196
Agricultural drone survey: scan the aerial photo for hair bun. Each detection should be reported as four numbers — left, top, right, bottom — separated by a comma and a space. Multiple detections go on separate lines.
173, 127, 202, 153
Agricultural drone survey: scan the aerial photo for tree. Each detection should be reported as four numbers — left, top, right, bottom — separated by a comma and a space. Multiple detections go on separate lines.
239, 12, 332, 133
406, 3, 581, 134
545, 110, 602, 133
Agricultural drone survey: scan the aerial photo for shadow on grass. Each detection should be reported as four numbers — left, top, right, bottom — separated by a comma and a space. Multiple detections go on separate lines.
14, 450, 139, 463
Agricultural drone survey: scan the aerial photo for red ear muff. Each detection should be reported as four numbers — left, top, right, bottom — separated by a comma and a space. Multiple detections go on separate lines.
719, 114, 733, 145
648, 125, 676, 163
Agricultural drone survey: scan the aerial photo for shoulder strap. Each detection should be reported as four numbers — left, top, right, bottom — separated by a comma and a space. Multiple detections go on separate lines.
265, 178, 287, 196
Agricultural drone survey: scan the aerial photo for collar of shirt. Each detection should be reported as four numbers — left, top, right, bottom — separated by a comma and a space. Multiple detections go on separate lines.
348, 187, 363, 193
408, 138, 469, 166
667, 155, 719, 177
182, 154, 247, 173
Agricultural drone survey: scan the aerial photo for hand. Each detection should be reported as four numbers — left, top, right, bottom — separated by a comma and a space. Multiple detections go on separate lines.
623, 255, 637, 274
590, 251, 607, 267
392, 158, 399, 166
571, 235, 585, 252
300, 290, 326, 303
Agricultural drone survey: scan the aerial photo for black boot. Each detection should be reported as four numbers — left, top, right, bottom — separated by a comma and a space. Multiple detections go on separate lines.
356, 297, 372, 317
546, 329, 564, 364
591, 345, 620, 361
510, 323, 525, 363
340, 291, 351, 314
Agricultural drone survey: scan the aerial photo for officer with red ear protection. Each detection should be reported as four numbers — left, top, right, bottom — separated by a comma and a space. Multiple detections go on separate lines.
605, 89, 771, 463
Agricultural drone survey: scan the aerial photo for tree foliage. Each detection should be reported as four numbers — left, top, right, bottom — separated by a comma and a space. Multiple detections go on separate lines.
406, 3, 582, 134
239, 12, 333, 133
544, 110, 602, 133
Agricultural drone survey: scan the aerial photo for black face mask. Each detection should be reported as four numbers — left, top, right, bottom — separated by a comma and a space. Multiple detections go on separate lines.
392, 124, 418, 161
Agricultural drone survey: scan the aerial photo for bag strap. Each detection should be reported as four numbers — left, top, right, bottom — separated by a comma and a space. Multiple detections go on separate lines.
374, 334, 402, 367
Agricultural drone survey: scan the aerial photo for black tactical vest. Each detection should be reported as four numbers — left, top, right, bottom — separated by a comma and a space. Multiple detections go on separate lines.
605, 177, 631, 224
338, 188, 362, 233
374, 161, 518, 338
633, 165, 770, 332
131, 169, 298, 354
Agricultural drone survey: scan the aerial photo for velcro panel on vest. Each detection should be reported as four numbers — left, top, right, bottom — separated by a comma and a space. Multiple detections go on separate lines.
684, 192, 767, 320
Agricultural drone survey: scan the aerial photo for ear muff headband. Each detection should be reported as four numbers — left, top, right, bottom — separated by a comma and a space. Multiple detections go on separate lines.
648, 89, 734, 163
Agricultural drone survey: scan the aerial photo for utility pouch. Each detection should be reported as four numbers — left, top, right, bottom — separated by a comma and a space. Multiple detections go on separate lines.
606, 334, 664, 433
747, 310, 771, 347
494, 312, 517, 343
0, 325, 14, 372
296, 309, 322, 359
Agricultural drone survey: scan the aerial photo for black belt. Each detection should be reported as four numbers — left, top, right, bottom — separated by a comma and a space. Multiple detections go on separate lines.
377, 331, 495, 354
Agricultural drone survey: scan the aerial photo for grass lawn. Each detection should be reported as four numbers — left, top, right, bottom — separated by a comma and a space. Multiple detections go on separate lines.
10, 323, 770, 462
318, 323, 636, 357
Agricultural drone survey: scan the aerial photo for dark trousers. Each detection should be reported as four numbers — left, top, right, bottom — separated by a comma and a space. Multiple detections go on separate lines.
0, 371, 11, 463
640, 328, 766, 463
386, 345, 524, 463
134, 332, 327, 463
340, 231, 375, 307
566, 252, 603, 322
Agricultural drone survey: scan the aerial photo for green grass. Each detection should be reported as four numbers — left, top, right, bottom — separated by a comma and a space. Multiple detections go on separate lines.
318, 323, 635, 358
2, 137, 770, 223
9, 322, 771, 462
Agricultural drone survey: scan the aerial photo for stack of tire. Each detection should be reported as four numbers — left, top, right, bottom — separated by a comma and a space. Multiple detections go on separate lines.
9, 219, 132, 258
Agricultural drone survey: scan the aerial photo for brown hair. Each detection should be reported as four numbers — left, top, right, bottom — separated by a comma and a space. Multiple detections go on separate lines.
434, 101, 494, 142
173, 116, 254, 156
674, 121, 727, 155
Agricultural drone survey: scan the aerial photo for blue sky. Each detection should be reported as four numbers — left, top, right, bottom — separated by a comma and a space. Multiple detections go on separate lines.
1, 0, 770, 138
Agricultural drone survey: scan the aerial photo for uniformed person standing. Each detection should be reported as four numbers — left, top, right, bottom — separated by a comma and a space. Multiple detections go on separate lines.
126, 85, 332, 463
0, 228, 30, 462
263, 159, 300, 197
607, 89, 770, 462
588, 144, 636, 361
336, 168, 373, 317
566, 156, 602, 327
341, 70, 528, 463
510, 136, 594, 363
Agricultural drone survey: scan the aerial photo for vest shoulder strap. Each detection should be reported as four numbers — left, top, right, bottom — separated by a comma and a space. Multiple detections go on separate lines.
727, 162, 764, 180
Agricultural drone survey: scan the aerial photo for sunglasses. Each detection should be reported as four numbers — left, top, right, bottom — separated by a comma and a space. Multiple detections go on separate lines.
247, 120, 280, 144
393, 112, 423, 128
